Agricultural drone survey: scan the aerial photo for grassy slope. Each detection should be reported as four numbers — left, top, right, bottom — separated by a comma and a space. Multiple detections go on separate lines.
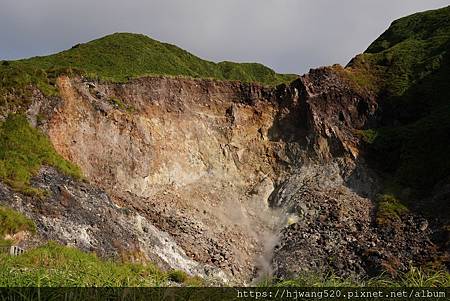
0, 33, 296, 109
348, 6, 450, 219
0, 114, 82, 195
28, 33, 292, 84
22, 33, 296, 84
0, 242, 167, 287
348, 6, 450, 96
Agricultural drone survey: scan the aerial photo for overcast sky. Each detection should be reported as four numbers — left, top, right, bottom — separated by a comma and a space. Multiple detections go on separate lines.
1, 1, 449, 74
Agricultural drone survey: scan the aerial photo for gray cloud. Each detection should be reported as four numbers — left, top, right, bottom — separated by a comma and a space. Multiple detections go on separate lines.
0, 0, 449, 74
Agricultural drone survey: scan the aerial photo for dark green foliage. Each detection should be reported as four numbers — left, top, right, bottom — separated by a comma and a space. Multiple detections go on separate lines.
355, 129, 378, 144
352, 6, 450, 216
0, 114, 82, 194
372, 106, 450, 190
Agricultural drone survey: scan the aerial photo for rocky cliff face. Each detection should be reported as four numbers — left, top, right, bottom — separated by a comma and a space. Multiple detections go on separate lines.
270, 68, 441, 278
2, 66, 446, 283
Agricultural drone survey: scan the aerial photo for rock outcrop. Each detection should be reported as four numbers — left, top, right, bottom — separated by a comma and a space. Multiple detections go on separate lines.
1, 66, 446, 283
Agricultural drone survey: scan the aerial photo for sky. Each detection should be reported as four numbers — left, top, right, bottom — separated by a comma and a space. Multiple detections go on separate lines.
1, 0, 449, 74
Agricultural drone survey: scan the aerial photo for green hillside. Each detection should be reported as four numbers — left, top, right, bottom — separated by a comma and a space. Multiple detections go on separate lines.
350, 6, 450, 218
362, 5, 450, 96
22, 33, 296, 84
0, 33, 295, 106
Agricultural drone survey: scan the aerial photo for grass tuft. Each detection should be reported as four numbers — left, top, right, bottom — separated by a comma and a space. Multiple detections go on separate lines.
376, 194, 409, 225
0, 206, 36, 237
356, 129, 378, 144
167, 270, 188, 283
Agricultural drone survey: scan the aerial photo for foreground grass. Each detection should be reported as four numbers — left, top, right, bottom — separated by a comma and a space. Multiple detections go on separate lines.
1, 239, 448, 288
263, 268, 450, 287
0, 206, 202, 287
5, 242, 448, 287
0, 242, 168, 287
0, 114, 82, 195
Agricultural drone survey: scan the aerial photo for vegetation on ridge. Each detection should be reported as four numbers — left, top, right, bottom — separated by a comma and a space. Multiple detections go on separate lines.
348, 6, 450, 96
21, 33, 295, 84
0, 33, 296, 111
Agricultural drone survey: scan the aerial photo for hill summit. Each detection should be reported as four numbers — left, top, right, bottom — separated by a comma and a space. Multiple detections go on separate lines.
5, 33, 296, 85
